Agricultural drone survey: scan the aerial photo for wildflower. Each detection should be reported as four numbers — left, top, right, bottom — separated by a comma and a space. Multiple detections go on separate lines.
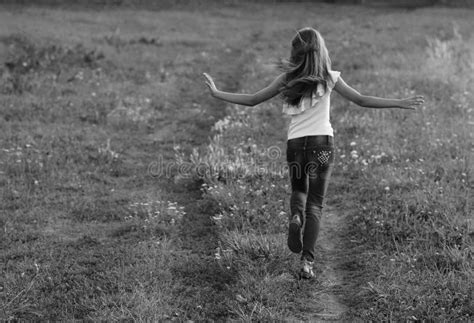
236, 294, 246, 302
214, 248, 221, 260
212, 214, 223, 221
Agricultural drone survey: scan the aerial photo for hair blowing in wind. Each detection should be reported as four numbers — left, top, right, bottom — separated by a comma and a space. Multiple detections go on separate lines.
280, 27, 332, 106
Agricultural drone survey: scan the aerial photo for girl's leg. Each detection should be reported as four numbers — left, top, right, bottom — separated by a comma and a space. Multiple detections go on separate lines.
287, 148, 308, 253
301, 149, 334, 262
287, 148, 308, 219
290, 182, 308, 220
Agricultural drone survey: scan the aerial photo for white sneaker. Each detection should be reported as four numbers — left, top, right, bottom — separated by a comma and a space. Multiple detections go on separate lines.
300, 259, 314, 279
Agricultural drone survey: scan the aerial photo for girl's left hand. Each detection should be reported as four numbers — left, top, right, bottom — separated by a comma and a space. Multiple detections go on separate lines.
400, 95, 425, 109
203, 73, 218, 96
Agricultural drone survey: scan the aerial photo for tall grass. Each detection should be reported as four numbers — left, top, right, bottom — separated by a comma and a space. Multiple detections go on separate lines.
177, 16, 473, 321
1, 3, 472, 320
328, 23, 473, 320
0, 7, 234, 319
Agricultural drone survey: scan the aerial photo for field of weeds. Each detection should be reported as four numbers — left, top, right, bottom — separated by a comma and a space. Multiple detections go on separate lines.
1, 2, 472, 321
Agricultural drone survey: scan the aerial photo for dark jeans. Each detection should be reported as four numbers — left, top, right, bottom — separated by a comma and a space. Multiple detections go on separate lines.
286, 135, 335, 262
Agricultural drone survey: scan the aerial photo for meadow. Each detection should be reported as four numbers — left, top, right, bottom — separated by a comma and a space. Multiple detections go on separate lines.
0, 2, 472, 321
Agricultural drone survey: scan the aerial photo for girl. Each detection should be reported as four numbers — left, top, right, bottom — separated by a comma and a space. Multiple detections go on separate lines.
203, 27, 424, 279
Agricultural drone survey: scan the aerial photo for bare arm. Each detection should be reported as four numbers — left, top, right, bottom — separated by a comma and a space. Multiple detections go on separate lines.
203, 73, 286, 107
334, 76, 424, 109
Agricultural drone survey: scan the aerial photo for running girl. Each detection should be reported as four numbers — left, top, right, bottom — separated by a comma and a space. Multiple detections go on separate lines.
203, 27, 424, 279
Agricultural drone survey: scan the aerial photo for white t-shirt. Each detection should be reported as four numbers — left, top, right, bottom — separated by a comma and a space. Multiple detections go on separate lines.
283, 70, 340, 140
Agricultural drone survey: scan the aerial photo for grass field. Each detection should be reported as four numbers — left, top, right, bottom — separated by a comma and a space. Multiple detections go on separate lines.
0, 2, 472, 321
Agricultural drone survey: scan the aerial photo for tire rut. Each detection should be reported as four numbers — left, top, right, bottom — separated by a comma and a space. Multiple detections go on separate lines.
166, 45, 256, 320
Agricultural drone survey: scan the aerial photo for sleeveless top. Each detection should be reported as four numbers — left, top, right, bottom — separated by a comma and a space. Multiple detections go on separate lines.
283, 70, 340, 140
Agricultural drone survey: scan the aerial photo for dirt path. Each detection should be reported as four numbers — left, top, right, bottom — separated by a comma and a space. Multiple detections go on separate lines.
290, 206, 352, 322
310, 207, 350, 321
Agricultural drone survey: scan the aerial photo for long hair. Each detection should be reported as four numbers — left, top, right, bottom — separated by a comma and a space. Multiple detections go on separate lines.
280, 27, 332, 106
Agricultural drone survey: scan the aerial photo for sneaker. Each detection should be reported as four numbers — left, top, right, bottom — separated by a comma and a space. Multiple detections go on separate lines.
300, 259, 314, 279
287, 214, 302, 253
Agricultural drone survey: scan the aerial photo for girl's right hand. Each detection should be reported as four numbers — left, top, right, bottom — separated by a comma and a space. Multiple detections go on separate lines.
203, 73, 218, 96
400, 95, 425, 109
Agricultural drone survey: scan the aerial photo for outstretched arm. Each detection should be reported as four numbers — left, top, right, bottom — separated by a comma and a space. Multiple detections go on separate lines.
334, 76, 424, 109
203, 73, 286, 107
